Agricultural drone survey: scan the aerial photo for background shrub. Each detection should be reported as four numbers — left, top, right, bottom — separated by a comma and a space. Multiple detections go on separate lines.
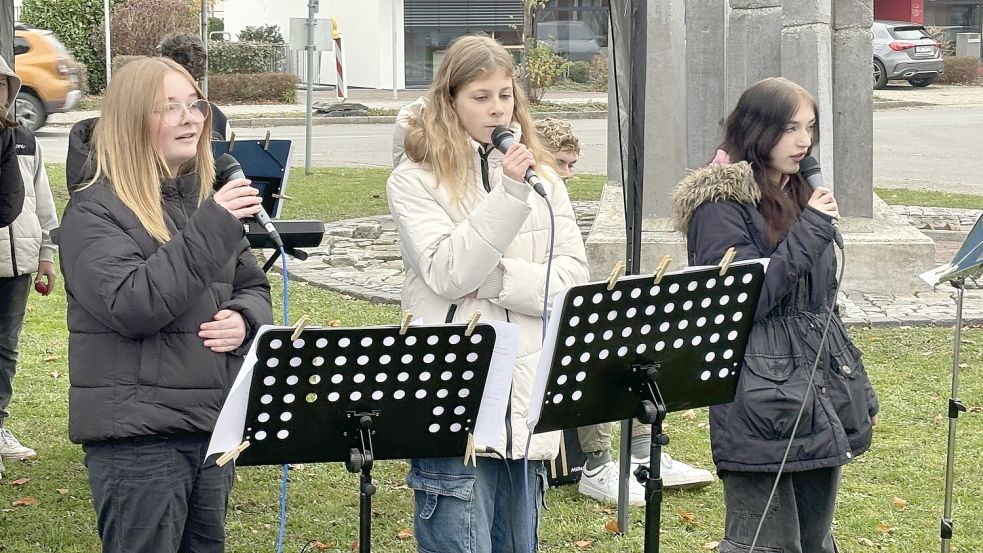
207, 72, 297, 103
208, 41, 283, 74
938, 56, 980, 85
567, 61, 590, 84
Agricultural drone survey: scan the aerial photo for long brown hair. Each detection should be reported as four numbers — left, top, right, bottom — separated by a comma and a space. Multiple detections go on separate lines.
719, 77, 818, 246
403, 34, 550, 203
88, 57, 214, 243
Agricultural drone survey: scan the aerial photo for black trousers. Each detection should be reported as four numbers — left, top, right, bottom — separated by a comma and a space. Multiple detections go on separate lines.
84, 434, 234, 553
719, 466, 841, 553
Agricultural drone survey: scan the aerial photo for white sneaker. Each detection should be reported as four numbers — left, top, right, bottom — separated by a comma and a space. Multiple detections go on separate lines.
658, 452, 714, 490
577, 457, 647, 506
0, 427, 37, 460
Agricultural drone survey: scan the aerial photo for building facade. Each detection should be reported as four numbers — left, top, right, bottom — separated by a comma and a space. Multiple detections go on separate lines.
875, 0, 982, 43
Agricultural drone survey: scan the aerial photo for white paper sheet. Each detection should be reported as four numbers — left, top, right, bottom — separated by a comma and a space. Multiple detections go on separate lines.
471, 320, 519, 448
206, 324, 289, 458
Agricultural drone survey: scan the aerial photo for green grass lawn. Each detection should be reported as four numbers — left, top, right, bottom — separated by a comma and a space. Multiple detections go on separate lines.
3, 166, 983, 551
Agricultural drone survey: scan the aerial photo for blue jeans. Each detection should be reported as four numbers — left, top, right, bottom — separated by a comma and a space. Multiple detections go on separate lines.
83, 434, 234, 553
0, 274, 31, 422
407, 456, 547, 553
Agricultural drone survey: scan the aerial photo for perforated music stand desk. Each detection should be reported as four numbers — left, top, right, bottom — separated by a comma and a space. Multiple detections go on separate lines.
529, 261, 765, 553
232, 323, 499, 553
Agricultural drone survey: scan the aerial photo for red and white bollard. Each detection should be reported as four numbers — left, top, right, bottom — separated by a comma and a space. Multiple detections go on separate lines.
332, 17, 348, 101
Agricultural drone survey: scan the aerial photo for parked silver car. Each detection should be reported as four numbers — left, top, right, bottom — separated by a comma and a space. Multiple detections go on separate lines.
873, 20, 944, 89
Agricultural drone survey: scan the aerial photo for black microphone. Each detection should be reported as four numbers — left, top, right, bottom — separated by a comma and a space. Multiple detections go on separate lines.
214, 153, 283, 249
799, 155, 844, 250
490, 126, 547, 198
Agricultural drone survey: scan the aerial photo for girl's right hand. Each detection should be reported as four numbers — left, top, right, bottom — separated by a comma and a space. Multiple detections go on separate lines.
501, 142, 536, 185
214, 178, 263, 220
807, 186, 840, 220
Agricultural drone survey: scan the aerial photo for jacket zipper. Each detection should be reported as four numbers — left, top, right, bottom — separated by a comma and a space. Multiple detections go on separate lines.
504, 309, 514, 458
7, 227, 16, 276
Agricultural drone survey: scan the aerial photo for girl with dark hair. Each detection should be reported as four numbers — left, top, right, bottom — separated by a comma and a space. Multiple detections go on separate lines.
673, 77, 878, 552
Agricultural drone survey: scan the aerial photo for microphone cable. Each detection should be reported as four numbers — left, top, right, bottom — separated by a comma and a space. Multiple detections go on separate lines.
748, 237, 845, 553
274, 245, 290, 553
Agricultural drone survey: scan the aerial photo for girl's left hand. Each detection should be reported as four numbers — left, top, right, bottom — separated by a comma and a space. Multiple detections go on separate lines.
199, 309, 247, 353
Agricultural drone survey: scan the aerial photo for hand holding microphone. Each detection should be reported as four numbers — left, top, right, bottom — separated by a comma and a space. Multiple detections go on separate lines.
491, 126, 547, 198
215, 153, 284, 249
799, 155, 844, 250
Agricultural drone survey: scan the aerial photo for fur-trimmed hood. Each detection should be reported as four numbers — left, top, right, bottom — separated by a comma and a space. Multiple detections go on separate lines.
672, 161, 760, 233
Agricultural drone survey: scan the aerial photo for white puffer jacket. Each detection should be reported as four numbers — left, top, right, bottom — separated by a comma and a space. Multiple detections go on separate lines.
387, 98, 590, 460
0, 57, 57, 278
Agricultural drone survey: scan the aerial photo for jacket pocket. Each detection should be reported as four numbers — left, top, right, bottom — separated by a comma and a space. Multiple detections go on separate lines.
827, 342, 870, 434
740, 354, 814, 441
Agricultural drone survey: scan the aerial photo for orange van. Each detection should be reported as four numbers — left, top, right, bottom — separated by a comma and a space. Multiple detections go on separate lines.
14, 23, 81, 131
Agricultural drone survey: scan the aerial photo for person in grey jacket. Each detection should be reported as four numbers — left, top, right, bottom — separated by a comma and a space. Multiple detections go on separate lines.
59, 57, 272, 553
673, 77, 878, 553
0, 54, 58, 475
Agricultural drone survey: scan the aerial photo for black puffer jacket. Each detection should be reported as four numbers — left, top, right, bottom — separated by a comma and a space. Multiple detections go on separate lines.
0, 128, 24, 227
59, 175, 272, 444
674, 162, 879, 473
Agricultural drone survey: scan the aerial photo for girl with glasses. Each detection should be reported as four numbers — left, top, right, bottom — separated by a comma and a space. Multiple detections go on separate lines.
58, 57, 273, 553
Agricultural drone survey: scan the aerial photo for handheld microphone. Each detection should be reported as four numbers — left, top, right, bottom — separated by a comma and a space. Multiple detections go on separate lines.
799, 155, 844, 250
214, 153, 283, 249
490, 126, 548, 198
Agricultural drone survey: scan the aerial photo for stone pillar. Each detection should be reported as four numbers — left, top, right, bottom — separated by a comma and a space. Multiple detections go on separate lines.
727, 0, 783, 108
686, 0, 728, 169
782, 0, 834, 186
641, 0, 687, 219
833, 0, 873, 217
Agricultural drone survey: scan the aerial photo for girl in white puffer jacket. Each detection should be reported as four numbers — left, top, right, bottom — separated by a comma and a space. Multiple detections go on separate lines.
387, 35, 589, 553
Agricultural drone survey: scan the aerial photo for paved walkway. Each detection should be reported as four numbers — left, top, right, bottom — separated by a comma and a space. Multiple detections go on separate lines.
274, 204, 983, 328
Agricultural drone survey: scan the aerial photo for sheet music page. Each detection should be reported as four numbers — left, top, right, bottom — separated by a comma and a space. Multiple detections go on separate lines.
526, 286, 572, 431
681, 257, 770, 273
207, 325, 290, 458
473, 320, 520, 448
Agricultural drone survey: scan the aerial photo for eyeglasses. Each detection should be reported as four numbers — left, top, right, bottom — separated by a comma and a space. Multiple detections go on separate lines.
154, 99, 210, 126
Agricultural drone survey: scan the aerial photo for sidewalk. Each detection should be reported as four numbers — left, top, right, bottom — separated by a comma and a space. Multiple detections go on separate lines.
46, 87, 609, 127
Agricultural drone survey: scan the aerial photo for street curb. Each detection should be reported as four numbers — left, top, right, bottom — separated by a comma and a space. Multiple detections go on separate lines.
229, 110, 608, 128
873, 100, 936, 110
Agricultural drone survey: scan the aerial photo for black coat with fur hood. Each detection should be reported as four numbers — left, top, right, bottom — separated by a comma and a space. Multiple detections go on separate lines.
674, 162, 878, 473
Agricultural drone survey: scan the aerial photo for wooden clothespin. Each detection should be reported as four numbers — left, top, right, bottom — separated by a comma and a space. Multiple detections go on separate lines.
718, 247, 737, 276
272, 193, 295, 201
653, 255, 671, 284
290, 315, 311, 342
227, 132, 236, 153
399, 310, 413, 335
465, 311, 481, 337
606, 260, 624, 291
558, 430, 569, 477
463, 433, 477, 466
216, 440, 250, 467
263, 130, 272, 151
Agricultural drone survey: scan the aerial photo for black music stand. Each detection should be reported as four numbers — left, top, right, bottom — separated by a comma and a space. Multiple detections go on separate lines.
934, 214, 983, 553
223, 323, 501, 553
528, 261, 765, 553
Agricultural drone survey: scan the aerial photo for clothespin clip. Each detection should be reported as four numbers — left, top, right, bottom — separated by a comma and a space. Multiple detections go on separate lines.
399, 310, 413, 335
216, 440, 249, 467
465, 311, 481, 337
606, 260, 624, 291
263, 130, 272, 151
227, 132, 236, 153
558, 431, 569, 477
653, 255, 671, 284
272, 193, 295, 201
718, 247, 736, 276
463, 433, 477, 466
290, 315, 311, 342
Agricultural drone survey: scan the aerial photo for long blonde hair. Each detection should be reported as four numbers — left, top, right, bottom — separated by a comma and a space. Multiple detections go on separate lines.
403, 35, 550, 202
90, 57, 214, 243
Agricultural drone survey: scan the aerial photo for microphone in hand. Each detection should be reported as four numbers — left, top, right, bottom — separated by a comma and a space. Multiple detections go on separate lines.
215, 153, 284, 249
799, 155, 844, 250
490, 126, 547, 198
